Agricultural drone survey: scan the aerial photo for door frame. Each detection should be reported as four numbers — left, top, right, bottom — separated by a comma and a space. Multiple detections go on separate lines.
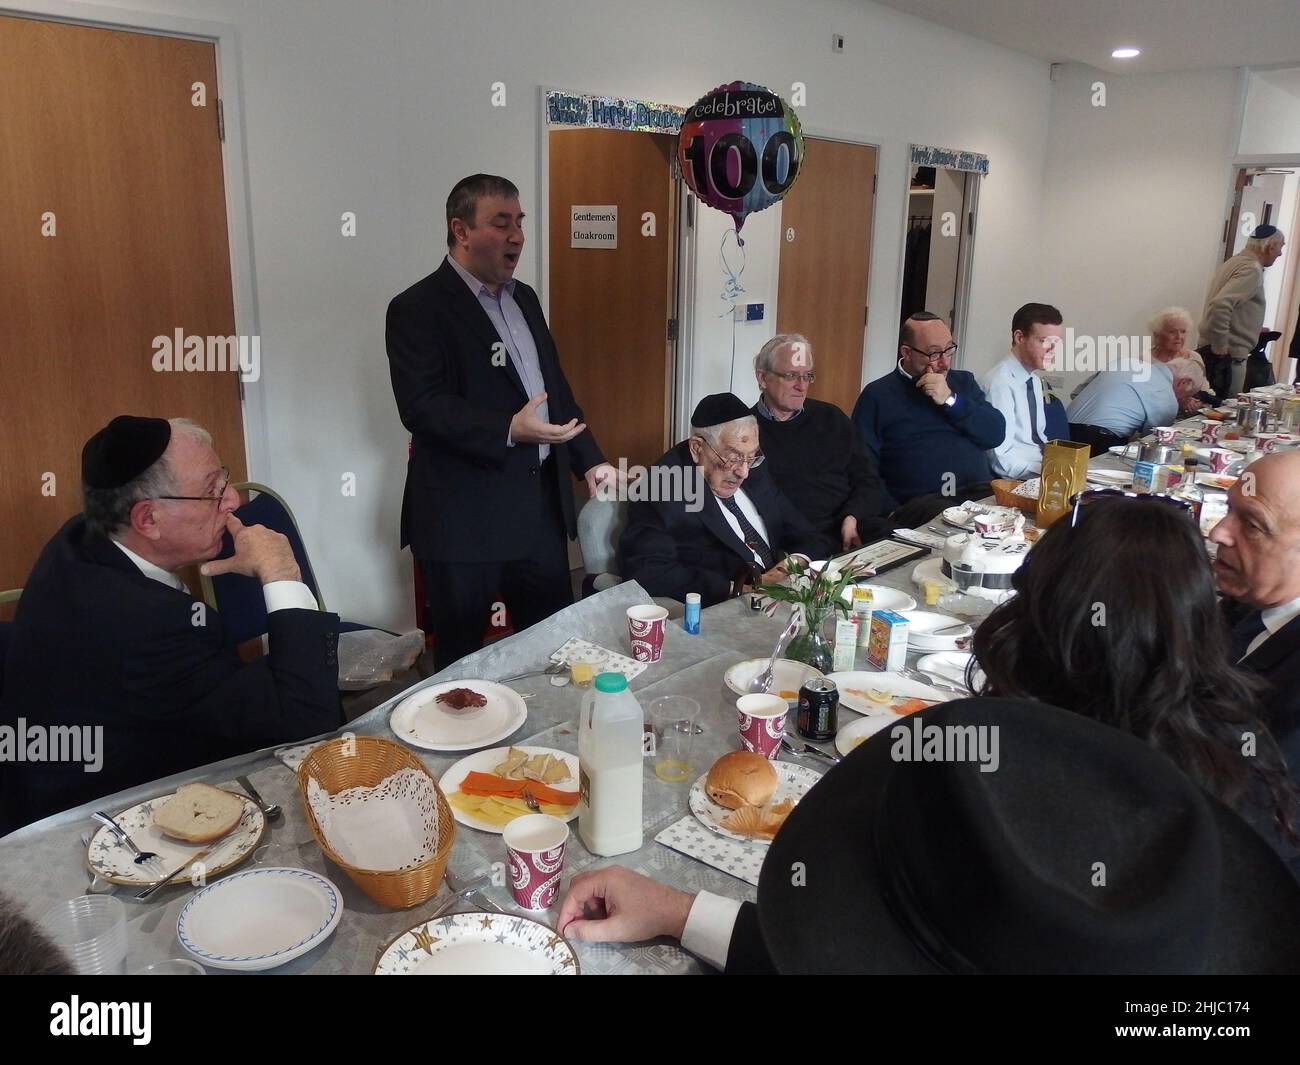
2, 0, 269, 483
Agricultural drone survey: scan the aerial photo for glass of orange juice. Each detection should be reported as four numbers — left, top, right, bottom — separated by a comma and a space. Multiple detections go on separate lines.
570, 660, 596, 688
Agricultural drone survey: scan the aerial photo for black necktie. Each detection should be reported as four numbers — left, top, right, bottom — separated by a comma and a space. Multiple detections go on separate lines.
1229, 610, 1267, 661
1026, 376, 1044, 445
720, 495, 774, 571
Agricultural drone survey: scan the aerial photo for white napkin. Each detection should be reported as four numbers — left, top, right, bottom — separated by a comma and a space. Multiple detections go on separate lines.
549, 637, 647, 681
306, 768, 440, 871
655, 816, 764, 886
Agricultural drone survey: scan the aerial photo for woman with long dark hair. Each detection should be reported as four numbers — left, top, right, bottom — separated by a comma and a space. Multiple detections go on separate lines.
972, 491, 1299, 867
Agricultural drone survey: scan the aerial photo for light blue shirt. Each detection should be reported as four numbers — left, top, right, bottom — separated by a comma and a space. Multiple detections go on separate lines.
1065, 361, 1177, 437
446, 254, 550, 461
982, 354, 1046, 479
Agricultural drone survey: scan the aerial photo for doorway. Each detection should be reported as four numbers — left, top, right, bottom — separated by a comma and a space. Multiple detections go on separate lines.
0, 13, 246, 602
546, 127, 678, 475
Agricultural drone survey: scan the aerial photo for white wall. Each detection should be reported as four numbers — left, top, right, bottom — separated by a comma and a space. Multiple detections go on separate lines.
1038, 63, 1240, 391
21, 0, 1053, 631
1239, 69, 1300, 157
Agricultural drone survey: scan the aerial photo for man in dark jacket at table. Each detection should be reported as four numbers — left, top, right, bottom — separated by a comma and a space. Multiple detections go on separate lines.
852, 312, 1005, 527
1209, 450, 1300, 783
0, 416, 342, 832
619, 394, 834, 607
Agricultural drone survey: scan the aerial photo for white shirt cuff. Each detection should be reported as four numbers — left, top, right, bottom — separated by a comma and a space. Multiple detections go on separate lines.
680, 890, 744, 971
262, 580, 318, 613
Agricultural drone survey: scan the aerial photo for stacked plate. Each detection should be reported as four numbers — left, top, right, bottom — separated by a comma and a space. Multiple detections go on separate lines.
904, 611, 972, 652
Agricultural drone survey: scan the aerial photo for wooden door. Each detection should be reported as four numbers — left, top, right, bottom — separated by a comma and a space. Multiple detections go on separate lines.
548, 129, 675, 477
775, 138, 877, 414
0, 15, 245, 603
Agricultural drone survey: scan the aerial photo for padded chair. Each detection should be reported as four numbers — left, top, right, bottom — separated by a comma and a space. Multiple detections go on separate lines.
576, 496, 683, 618
0, 587, 20, 699
201, 483, 386, 648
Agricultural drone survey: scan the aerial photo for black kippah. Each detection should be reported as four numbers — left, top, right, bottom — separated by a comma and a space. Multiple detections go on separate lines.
1252, 223, 1279, 240
81, 415, 171, 490
690, 392, 752, 429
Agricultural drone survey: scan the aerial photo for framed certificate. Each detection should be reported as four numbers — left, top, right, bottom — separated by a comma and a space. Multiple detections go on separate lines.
832, 538, 927, 575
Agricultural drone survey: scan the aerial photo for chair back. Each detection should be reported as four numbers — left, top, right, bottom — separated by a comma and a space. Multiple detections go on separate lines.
576, 496, 629, 579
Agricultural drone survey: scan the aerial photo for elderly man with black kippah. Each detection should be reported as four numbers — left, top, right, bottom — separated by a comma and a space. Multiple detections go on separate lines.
0, 416, 343, 832
619, 394, 835, 606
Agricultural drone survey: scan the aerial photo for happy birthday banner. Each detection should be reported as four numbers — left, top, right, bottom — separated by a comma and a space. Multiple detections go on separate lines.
546, 90, 685, 133
912, 144, 990, 175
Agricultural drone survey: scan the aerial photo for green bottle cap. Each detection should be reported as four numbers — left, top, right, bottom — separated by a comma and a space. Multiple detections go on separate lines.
594, 672, 628, 693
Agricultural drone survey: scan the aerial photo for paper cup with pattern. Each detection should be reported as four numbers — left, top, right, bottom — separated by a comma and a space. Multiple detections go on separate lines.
736, 693, 788, 760
1153, 426, 1178, 445
1201, 421, 1225, 444
1208, 448, 1235, 473
626, 605, 669, 663
503, 814, 569, 911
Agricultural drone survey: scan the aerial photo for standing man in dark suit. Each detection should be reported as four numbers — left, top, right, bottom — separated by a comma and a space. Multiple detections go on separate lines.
619, 394, 834, 606
1209, 450, 1300, 782
386, 175, 617, 670
0, 416, 342, 831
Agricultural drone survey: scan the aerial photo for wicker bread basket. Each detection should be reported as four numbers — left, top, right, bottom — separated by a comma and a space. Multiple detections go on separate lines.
297, 736, 455, 908
991, 478, 1038, 515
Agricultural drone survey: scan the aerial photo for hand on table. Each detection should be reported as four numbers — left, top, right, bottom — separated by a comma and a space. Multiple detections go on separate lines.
916, 370, 953, 406
199, 514, 301, 585
840, 515, 863, 551
557, 866, 695, 944
510, 392, 586, 445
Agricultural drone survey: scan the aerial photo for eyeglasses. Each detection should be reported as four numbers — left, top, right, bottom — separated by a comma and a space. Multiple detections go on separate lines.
765, 370, 816, 384
1068, 488, 1193, 528
157, 466, 231, 504
903, 343, 958, 363
699, 439, 764, 472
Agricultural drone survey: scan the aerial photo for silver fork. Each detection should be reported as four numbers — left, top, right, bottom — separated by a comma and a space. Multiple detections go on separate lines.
92, 810, 163, 872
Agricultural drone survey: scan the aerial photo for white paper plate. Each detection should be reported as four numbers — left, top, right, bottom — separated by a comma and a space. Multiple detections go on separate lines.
916, 651, 985, 691
825, 670, 950, 714
439, 746, 579, 834
177, 867, 343, 972
1085, 468, 1133, 487
390, 680, 527, 752
86, 791, 265, 886
724, 658, 824, 706
903, 610, 973, 650
838, 583, 918, 611
374, 911, 578, 975
835, 715, 899, 757
688, 760, 822, 846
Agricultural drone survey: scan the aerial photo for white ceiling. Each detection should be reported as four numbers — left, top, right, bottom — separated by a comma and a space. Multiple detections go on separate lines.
871, 0, 1300, 73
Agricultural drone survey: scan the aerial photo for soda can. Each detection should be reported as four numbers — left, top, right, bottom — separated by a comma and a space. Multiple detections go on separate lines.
797, 678, 839, 742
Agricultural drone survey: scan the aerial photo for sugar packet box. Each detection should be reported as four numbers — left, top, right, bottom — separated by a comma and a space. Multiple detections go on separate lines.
1133, 461, 1184, 494
867, 610, 909, 671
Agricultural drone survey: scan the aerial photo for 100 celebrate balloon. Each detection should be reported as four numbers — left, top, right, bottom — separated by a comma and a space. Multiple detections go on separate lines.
676, 81, 804, 234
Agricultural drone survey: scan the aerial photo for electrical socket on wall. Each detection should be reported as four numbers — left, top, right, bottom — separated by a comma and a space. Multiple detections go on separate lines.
832, 33, 845, 54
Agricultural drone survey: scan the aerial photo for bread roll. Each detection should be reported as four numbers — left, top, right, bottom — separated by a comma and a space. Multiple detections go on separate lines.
153, 783, 245, 842
705, 751, 778, 810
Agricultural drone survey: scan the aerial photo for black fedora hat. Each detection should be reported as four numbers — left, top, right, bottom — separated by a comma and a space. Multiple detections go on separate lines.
758, 698, 1300, 974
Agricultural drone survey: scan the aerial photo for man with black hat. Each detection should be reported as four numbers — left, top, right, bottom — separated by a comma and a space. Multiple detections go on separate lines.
0, 416, 342, 831
618, 394, 834, 607
1198, 224, 1286, 400
557, 698, 1300, 974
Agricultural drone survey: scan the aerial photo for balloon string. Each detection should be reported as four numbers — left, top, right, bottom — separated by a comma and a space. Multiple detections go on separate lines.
719, 228, 747, 391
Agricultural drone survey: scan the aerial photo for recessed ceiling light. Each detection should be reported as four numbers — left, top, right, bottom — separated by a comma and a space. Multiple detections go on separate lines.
1112, 47, 1141, 59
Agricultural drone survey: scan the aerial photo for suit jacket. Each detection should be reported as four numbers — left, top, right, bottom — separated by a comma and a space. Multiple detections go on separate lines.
724, 901, 776, 973
385, 258, 604, 563
618, 443, 835, 606
0, 517, 343, 831
1237, 613, 1300, 783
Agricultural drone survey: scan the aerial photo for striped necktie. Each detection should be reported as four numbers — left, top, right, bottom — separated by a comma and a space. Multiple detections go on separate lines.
720, 495, 774, 570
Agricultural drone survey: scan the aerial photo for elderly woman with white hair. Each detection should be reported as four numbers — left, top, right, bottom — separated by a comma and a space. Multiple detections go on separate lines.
1197, 224, 1287, 400
1150, 307, 1209, 414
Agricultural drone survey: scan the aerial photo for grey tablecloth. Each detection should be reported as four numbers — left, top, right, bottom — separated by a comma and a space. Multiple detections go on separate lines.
0, 428, 1196, 975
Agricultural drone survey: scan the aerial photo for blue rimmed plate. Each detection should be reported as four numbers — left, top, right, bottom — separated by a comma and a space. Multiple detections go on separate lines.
177, 867, 343, 971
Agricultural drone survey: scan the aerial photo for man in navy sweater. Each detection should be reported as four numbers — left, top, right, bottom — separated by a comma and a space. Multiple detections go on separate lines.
852, 312, 1005, 526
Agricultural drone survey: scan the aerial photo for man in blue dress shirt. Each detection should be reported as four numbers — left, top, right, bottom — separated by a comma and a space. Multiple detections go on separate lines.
852, 312, 1006, 526
982, 303, 1064, 479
